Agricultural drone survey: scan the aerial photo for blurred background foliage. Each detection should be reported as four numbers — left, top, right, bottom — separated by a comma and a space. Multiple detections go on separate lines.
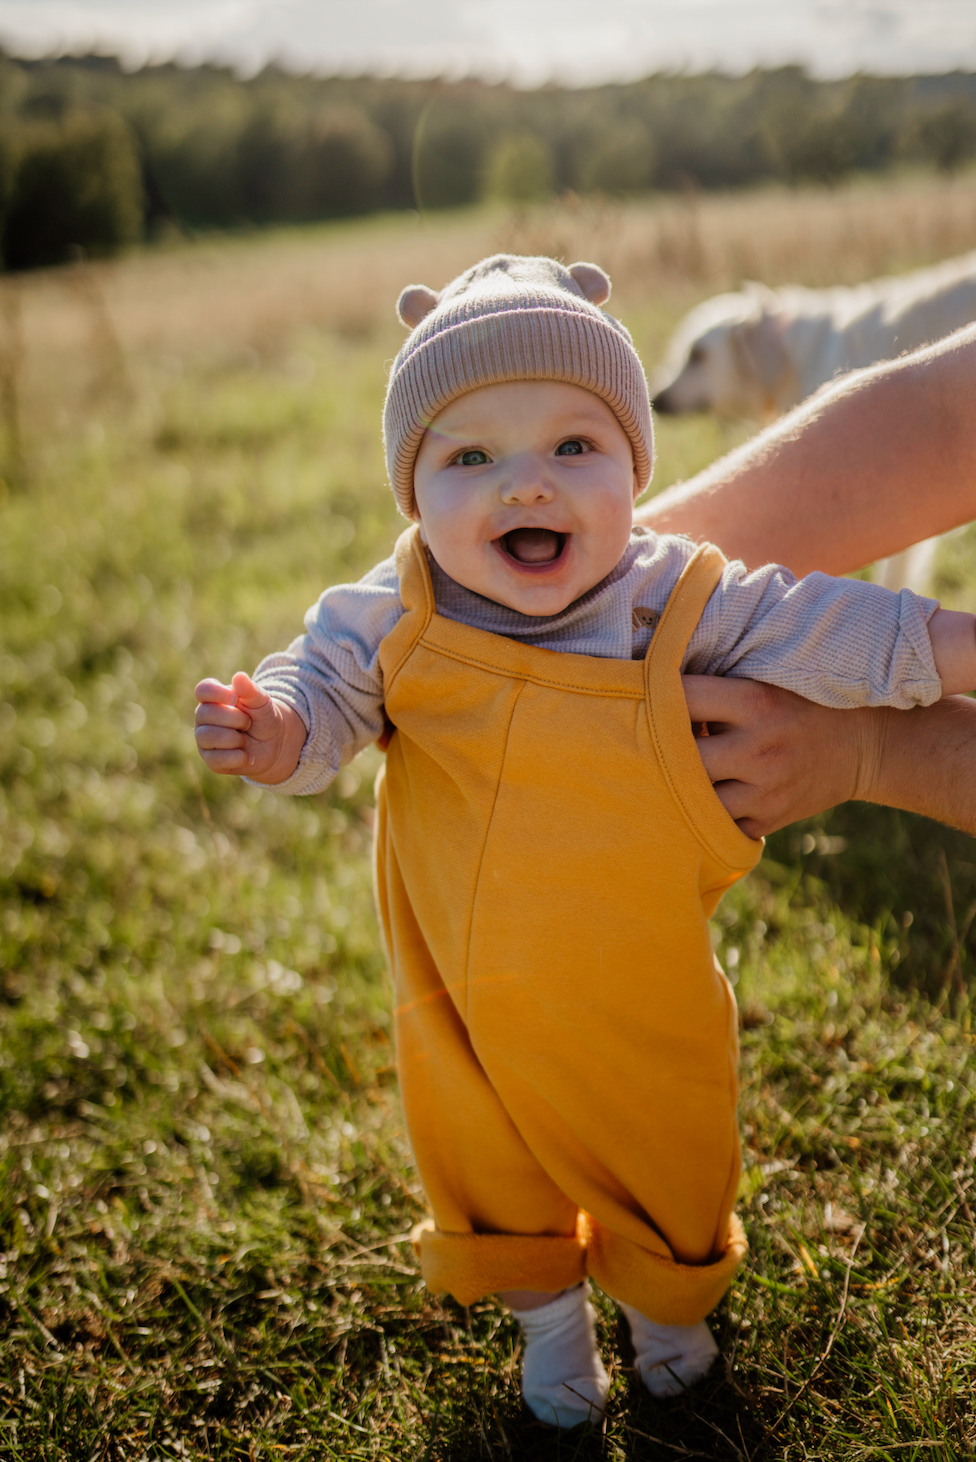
3, 54, 976, 267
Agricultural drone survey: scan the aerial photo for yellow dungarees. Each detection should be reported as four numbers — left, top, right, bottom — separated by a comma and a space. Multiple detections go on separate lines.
374, 526, 762, 1325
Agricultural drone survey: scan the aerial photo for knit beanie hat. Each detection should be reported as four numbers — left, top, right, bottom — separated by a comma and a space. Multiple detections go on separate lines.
383, 253, 654, 518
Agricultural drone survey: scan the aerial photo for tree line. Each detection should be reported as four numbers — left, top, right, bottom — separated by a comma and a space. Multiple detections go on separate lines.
2, 53, 976, 269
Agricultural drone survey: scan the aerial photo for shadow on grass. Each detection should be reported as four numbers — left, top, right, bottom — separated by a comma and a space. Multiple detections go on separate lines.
767, 801, 976, 999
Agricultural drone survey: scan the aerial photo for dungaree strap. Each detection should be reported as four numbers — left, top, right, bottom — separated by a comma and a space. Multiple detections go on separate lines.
394, 524, 433, 620
377, 526, 435, 700
643, 543, 760, 870
645, 541, 727, 678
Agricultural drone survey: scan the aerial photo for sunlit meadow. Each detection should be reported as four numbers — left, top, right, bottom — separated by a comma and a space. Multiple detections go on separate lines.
1, 176, 975, 1459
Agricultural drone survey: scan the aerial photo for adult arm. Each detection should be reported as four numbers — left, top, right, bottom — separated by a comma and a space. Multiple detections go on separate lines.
685, 676, 976, 839
638, 324, 976, 576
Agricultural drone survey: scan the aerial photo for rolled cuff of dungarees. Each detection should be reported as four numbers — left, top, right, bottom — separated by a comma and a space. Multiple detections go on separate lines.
413, 1221, 587, 1305
583, 1212, 748, 1326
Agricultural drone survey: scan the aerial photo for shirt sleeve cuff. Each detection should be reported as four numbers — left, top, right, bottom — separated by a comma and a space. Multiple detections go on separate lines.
893, 589, 943, 708
242, 679, 342, 797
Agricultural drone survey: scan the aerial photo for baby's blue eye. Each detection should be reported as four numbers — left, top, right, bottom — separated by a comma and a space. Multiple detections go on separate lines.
555, 439, 585, 456
457, 449, 489, 466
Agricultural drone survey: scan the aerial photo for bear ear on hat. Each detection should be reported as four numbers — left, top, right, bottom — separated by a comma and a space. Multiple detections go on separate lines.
397, 284, 439, 328
568, 262, 611, 307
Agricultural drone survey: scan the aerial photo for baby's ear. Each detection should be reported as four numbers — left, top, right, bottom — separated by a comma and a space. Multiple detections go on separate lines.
397, 284, 439, 328
568, 262, 611, 306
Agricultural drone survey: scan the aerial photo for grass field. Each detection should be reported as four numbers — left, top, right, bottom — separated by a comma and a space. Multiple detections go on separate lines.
1, 175, 976, 1460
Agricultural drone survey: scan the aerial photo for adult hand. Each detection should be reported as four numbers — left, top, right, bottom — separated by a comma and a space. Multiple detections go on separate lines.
684, 676, 881, 839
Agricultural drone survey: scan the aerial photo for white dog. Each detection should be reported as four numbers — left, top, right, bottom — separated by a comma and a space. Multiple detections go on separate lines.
652, 252, 976, 589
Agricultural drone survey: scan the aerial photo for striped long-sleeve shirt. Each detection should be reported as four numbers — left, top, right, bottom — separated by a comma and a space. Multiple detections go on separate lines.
252, 527, 940, 796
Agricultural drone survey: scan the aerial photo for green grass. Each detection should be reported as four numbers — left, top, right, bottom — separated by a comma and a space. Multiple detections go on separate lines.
0, 210, 975, 1460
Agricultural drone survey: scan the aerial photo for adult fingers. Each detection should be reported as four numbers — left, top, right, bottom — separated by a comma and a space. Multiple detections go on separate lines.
693, 725, 752, 784
683, 673, 774, 729
707, 778, 769, 839
692, 735, 771, 829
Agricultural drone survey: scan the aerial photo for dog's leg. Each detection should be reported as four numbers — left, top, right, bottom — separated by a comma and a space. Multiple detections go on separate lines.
874, 537, 940, 594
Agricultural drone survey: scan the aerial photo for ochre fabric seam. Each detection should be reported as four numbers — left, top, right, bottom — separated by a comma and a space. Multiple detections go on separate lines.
715, 980, 742, 1257
384, 529, 435, 692
461, 680, 527, 1023
646, 553, 730, 864
417, 637, 646, 698
643, 545, 755, 871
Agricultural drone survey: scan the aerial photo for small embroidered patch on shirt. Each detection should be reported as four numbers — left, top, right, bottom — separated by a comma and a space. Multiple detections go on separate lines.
632, 607, 660, 631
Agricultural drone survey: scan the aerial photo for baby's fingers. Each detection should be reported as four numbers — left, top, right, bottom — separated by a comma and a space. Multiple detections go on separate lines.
196, 722, 247, 751
231, 671, 271, 712
195, 677, 239, 706
198, 746, 250, 774
194, 699, 251, 731
196, 722, 250, 775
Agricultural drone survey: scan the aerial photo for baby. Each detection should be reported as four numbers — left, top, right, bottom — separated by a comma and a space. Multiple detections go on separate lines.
195, 255, 976, 1429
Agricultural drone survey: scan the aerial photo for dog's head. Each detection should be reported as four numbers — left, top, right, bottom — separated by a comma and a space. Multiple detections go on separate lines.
652, 283, 797, 421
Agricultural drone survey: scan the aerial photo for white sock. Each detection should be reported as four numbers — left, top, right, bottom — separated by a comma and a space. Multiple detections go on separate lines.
510, 1284, 610, 1428
619, 1302, 718, 1399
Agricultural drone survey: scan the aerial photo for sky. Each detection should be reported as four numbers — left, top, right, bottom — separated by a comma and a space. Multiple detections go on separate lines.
1, 0, 976, 86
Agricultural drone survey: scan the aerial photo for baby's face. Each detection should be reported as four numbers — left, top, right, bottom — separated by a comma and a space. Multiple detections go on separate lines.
412, 381, 639, 617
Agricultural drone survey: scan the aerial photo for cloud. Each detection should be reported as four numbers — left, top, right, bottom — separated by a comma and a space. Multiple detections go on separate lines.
0, 0, 260, 63
1, 0, 975, 82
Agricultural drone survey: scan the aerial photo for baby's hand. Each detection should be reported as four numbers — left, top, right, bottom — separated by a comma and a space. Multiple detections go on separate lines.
194, 672, 306, 784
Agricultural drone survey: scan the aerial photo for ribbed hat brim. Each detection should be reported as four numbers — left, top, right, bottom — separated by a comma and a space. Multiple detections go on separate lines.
385, 305, 653, 517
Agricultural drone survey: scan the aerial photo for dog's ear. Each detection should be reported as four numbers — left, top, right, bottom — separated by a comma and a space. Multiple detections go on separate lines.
740, 280, 780, 313
730, 309, 795, 417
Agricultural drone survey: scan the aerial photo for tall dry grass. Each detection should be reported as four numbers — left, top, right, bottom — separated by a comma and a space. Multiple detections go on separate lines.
8, 170, 976, 441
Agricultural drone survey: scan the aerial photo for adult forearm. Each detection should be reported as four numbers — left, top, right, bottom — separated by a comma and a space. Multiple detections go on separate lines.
638, 324, 976, 577
861, 697, 976, 835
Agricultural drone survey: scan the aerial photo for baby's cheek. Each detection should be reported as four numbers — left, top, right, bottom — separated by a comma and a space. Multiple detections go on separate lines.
601, 498, 638, 557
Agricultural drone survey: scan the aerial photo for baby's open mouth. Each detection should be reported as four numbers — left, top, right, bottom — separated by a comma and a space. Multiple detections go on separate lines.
500, 528, 567, 564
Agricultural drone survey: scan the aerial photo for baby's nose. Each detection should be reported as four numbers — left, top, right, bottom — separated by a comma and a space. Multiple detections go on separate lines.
503, 458, 554, 502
